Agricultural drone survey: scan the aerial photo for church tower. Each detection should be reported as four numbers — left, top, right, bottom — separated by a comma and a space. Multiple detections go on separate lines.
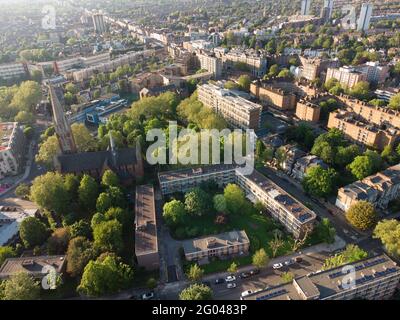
48, 84, 77, 154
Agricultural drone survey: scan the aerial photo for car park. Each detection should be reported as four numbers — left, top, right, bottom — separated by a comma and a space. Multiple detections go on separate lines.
273, 263, 284, 269
227, 283, 236, 289
225, 275, 236, 282
215, 278, 225, 284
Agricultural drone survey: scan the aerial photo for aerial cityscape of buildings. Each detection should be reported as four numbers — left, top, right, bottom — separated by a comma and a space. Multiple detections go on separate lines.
0, 0, 400, 306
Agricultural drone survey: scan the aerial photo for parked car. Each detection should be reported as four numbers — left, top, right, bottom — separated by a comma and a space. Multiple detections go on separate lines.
215, 278, 225, 284
227, 282, 237, 289
294, 257, 303, 263
128, 294, 138, 300
240, 290, 253, 299
239, 272, 251, 279
273, 263, 284, 269
284, 259, 295, 266
141, 292, 154, 300
225, 275, 236, 282
249, 269, 260, 276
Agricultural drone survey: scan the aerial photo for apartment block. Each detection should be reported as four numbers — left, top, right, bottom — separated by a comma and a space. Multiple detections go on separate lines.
295, 99, 321, 122
135, 185, 159, 271
196, 52, 222, 78
236, 170, 316, 238
182, 230, 250, 262
327, 110, 399, 150
250, 82, 297, 110
159, 165, 316, 238
0, 62, 29, 81
244, 254, 400, 300
375, 87, 399, 102
299, 57, 340, 81
197, 83, 262, 130
336, 164, 400, 212
222, 48, 267, 77
0, 122, 27, 179
357, 61, 389, 84
325, 66, 367, 89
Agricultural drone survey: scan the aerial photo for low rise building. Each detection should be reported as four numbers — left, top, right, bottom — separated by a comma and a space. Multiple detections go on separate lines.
291, 155, 328, 182
336, 164, 400, 211
327, 109, 399, 150
243, 254, 400, 300
182, 230, 250, 262
325, 66, 367, 89
0, 122, 27, 179
375, 87, 400, 102
135, 185, 159, 270
0, 62, 29, 81
250, 82, 297, 110
276, 144, 307, 174
0, 255, 66, 279
197, 83, 262, 130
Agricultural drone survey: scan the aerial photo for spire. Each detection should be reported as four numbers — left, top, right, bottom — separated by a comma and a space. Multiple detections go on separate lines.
48, 84, 77, 154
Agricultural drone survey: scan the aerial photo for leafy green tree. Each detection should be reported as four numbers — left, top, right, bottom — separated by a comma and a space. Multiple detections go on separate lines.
69, 220, 91, 239
23, 126, 34, 140
93, 220, 124, 253
349, 81, 371, 100
302, 166, 337, 198
267, 64, 279, 78
184, 188, 211, 216
252, 248, 269, 268
346, 201, 377, 231
104, 207, 129, 226
64, 174, 80, 199
381, 145, 399, 165
71, 123, 97, 152
66, 236, 97, 277
96, 187, 125, 213
78, 255, 133, 297
224, 184, 246, 215
237, 75, 251, 92
35, 135, 59, 168
0, 272, 40, 300
11, 81, 41, 112
19, 217, 48, 248
78, 175, 99, 211
312, 218, 336, 244
348, 155, 375, 180
15, 183, 30, 199
30, 172, 70, 214
101, 170, 120, 188
281, 272, 294, 284
187, 264, 204, 282
277, 68, 292, 78
47, 227, 70, 255
224, 81, 239, 90
322, 244, 367, 269
227, 262, 238, 274
65, 83, 78, 94
0, 246, 16, 267
179, 283, 213, 300
388, 93, 400, 110
15, 110, 35, 124
163, 200, 186, 227
213, 194, 227, 213
373, 219, 400, 257
335, 145, 361, 167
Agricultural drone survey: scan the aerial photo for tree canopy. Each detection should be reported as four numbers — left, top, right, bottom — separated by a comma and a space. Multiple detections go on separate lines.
346, 201, 377, 231
179, 283, 213, 300
373, 219, 400, 257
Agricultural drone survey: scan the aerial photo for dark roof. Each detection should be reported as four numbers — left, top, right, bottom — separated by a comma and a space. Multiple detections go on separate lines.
55, 147, 137, 174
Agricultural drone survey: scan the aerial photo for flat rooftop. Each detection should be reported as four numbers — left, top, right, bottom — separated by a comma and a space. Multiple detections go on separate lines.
182, 230, 249, 255
135, 185, 158, 256
244, 254, 400, 300
0, 255, 66, 279
158, 164, 236, 184
237, 169, 316, 224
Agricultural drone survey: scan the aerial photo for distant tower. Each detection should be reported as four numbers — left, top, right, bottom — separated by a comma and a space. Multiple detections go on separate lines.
321, 0, 334, 21
357, 3, 373, 32
300, 0, 311, 15
48, 85, 77, 154
92, 13, 106, 34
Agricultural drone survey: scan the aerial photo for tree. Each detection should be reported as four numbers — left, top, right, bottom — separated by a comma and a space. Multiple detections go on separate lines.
348, 155, 375, 180
78, 175, 99, 211
179, 283, 212, 300
64, 174, 80, 199
349, 81, 371, 101
163, 200, 186, 227
105, 207, 129, 227
322, 244, 367, 269
268, 233, 285, 258
381, 144, 399, 165
335, 145, 361, 167
237, 75, 251, 92
252, 248, 269, 268
224, 81, 239, 90
302, 166, 337, 198
96, 187, 125, 213
277, 68, 291, 78
30, 172, 70, 215
71, 123, 97, 152
15, 183, 30, 199
93, 220, 124, 253
388, 93, 400, 110
373, 219, 400, 257
184, 188, 211, 216
101, 170, 120, 188
146, 278, 157, 289
312, 218, 336, 244
10, 81, 41, 112
35, 135, 59, 168
65, 83, 78, 94
14, 110, 35, 124
23, 126, 34, 140
224, 184, 246, 215
267, 64, 279, 78
47, 227, 70, 255
0, 246, 16, 267
281, 272, 294, 284
19, 217, 48, 248
66, 236, 96, 277
213, 194, 227, 213
69, 220, 91, 239
187, 264, 204, 282
0, 272, 40, 300
78, 255, 133, 297
227, 262, 238, 274
346, 201, 377, 231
